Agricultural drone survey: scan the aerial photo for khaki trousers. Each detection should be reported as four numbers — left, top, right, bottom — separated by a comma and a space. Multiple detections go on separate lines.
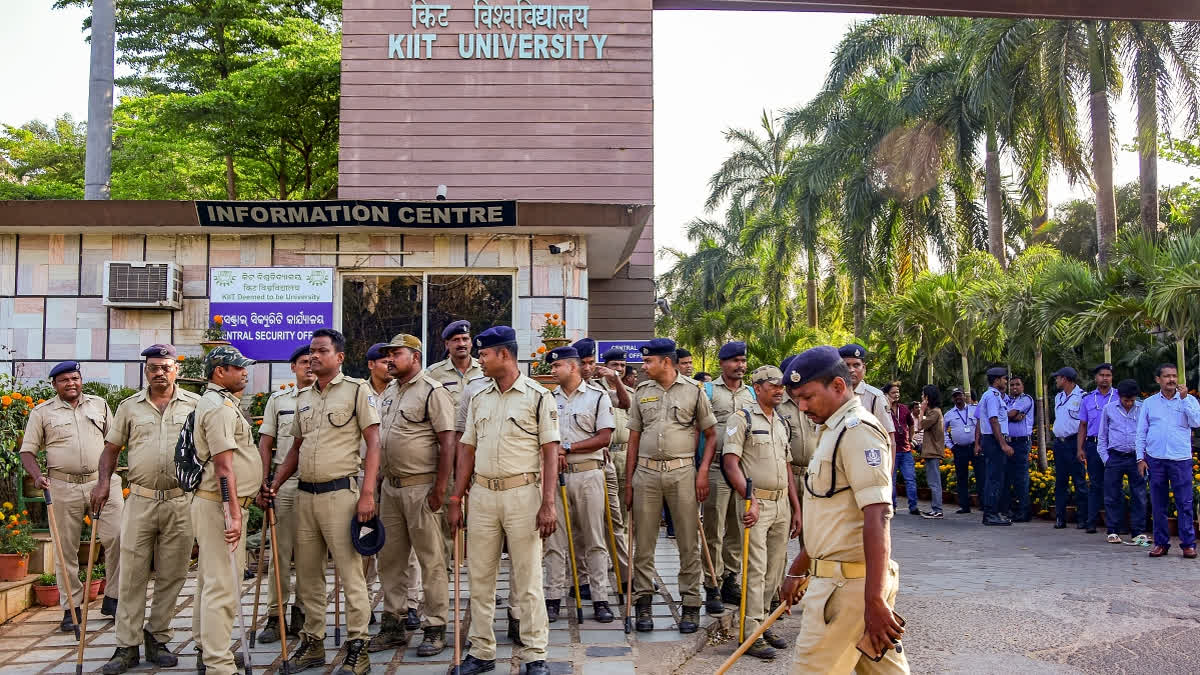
191, 496, 247, 675
790, 562, 909, 675
737, 496, 789, 636
378, 481, 448, 625
545, 468, 610, 600
295, 486, 370, 642
48, 478, 123, 609
703, 466, 742, 584
631, 464, 702, 606
115, 492, 193, 647
605, 456, 629, 581
265, 475, 298, 617
466, 481, 548, 663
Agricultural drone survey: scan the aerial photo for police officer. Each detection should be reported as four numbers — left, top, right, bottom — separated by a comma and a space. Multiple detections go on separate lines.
839, 344, 896, 452
777, 354, 812, 611
448, 326, 558, 675
370, 334, 455, 656
1051, 367, 1088, 530
721, 366, 799, 660
19, 361, 123, 632
268, 328, 382, 675
624, 338, 717, 634
190, 346, 263, 675
1004, 376, 1035, 522
600, 346, 634, 584
944, 388, 982, 515
703, 340, 755, 614
977, 367, 1013, 526
778, 347, 909, 673
255, 344, 313, 644
1077, 363, 1116, 534
545, 345, 617, 623
94, 345, 200, 673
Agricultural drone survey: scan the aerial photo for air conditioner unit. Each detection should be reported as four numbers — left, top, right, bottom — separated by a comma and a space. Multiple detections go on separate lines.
102, 261, 183, 310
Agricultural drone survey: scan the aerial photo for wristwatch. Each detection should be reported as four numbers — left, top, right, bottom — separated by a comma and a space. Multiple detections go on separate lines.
562, 441, 572, 452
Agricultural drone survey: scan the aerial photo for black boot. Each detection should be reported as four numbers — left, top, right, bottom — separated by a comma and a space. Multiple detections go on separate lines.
678, 605, 700, 634
333, 638, 369, 675
60, 608, 80, 633
100, 646, 140, 674
579, 583, 592, 601
525, 660, 550, 675
405, 607, 421, 629
545, 598, 561, 623
704, 586, 723, 615
143, 629, 177, 667
720, 572, 741, 606
257, 615, 282, 644
416, 625, 446, 657
101, 594, 119, 617
763, 628, 788, 649
634, 596, 654, 632
288, 604, 305, 637
451, 654, 495, 674
1054, 517, 1066, 529
506, 609, 525, 647
593, 601, 614, 623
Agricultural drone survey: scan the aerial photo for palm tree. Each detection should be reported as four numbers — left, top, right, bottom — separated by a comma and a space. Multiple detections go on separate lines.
1146, 231, 1200, 389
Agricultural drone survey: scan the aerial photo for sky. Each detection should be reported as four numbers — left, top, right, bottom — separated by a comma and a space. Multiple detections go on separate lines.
1, 4, 1196, 268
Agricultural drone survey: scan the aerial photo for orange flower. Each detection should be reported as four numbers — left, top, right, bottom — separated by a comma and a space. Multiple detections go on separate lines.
544, 313, 551, 318
83, 515, 92, 526
537, 345, 546, 354
552, 314, 559, 320
255, 420, 263, 426
21, 510, 27, 516
531, 362, 540, 368
212, 315, 223, 324
280, 384, 286, 390
36, 399, 45, 405
24, 395, 32, 403
1, 396, 11, 407
21, 410, 28, 416
11, 530, 18, 536
122, 488, 130, 498
177, 354, 186, 361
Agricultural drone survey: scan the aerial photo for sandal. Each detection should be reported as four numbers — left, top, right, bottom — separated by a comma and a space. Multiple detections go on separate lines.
1107, 533, 1122, 544
1126, 534, 1150, 547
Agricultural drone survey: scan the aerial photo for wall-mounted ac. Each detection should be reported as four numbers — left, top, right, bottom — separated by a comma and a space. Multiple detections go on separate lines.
102, 261, 183, 310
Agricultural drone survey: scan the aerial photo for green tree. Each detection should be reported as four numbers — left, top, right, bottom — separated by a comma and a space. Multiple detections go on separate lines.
0, 116, 87, 199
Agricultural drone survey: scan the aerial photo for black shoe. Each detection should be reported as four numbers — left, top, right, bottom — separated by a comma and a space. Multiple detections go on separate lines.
909, 508, 921, 515
955, 508, 971, 514
704, 586, 723, 615
100, 595, 118, 617
983, 515, 1012, 526
60, 609, 80, 633
546, 599, 561, 624
1076, 521, 1087, 530
579, 583, 592, 601
288, 605, 305, 637
507, 610, 525, 647
100, 646, 140, 674
258, 615, 282, 644
1012, 516, 1032, 523
406, 608, 421, 629
635, 597, 654, 632
678, 606, 700, 634
593, 601, 614, 623
745, 638, 777, 660
525, 660, 550, 675
763, 628, 787, 649
452, 654, 495, 674
1054, 517, 1066, 529
143, 629, 177, 667
720, 572, 741, 606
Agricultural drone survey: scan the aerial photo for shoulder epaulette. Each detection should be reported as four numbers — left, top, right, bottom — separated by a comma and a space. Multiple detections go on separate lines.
344, 375, 367, 385
636, 379, 655, 389
32, 399, 55, 411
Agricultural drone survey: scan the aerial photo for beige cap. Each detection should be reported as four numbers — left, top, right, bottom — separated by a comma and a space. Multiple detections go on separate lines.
750, 365, 783, 385
387, 333, 423, 351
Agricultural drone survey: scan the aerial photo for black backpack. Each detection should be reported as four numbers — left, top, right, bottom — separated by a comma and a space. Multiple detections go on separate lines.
174, 410, 207, 492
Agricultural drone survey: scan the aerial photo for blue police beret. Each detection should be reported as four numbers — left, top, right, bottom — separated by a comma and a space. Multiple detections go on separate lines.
365, 343, 390, 361
640, 338, 676, 357
350, 514, 386, 557
475, 325, 517, 349
547, 346, 579, 363
780, 354, 799, 378
1052, 366, 1078, 382
601, 347, 626, 363
48, 361, 80, 380
986, 366, 1009, 378
838, 343, 867, 359
718, 341, 747, 361
441, 320, 471, 341
288, 344, 311, 364
676, 347, 692, 359
140, 344, 177, 359
572, 338, 596, 359
784, 346, 842, 386
1092, 362, 1113, 375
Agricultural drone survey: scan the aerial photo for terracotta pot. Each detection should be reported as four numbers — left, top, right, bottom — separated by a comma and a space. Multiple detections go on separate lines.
22, 474, 40, 500
34, 584, 59, 607
532, 374, 559, 391
98, 579, 106, 595
542, 338, 570, 349
86, 578, 103, 601
0, 553, 29, 582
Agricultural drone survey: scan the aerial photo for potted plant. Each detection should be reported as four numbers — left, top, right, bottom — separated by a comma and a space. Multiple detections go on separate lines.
80, 562, 105, 601
201, 314, 232, 354
34, 572, 58, 606
539, 313, 569, 349
0, 503, 36, 581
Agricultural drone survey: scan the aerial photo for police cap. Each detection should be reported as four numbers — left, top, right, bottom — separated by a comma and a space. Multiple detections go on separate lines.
288, 344, 311, 364
547, 346, 579, 363
140, 344, 176, 359
48, 361, 80, 380
475, 326, 517, 350
601, 347, 626, 363
441, 320, 471, 341
718, 341, 747, 361
1052, 366, 1078, 382
204, 346, 255, 377
838, 343, 867, 360
751, 365, 783, 386
351, 514, 386, 557
365, 343, 390, 361
387, 334, 422, 351
783, 346, 842, 386
986, 366, 1009, 378
641, 338, 676, 358
572, 338, 596, 359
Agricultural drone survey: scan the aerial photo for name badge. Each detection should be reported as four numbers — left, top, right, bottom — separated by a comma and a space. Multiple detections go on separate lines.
299, 406, 311, 413
640, 396, 659, 404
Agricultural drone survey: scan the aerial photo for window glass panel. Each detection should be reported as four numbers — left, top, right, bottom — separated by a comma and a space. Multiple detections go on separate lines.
427, 274, 514, 363
341, 274, 423, 379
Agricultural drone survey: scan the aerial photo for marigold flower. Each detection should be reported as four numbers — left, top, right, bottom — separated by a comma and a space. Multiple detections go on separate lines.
537, 345, 546, 354
544, 313, 551, 318
532, 362, 540, 368
552, 314, 559, 320
122, 488, 130, 498
1, 396, 11, 407
2, 502, 11, 510
83, 515, 92, 526
177, 355, 186, 361
213, 315, 223, 324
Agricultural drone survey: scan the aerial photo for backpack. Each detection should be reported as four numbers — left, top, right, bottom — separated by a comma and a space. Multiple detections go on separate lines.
174, 410, 207, 492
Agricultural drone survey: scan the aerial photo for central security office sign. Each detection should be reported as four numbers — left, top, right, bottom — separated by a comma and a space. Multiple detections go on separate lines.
197, 199, 517, 228
597, 340, 651, 364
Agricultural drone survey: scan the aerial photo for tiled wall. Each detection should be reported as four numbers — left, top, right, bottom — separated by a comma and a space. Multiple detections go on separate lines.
0, 232, 587, 393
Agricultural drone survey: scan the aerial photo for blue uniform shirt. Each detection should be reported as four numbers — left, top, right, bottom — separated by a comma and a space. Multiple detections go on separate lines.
975, 386, 1009, 436
1096, 398, 1140, 464
1005, 393, 1035, 437
944, 403, 978, 447
1135, 390, 1200, 461
1079, 388, 1117, 439
1052, 386, 1083, 438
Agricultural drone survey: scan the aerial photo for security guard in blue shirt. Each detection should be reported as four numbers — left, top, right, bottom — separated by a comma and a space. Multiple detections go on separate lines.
1004, 376, 1035, 521
1077, 363, 1116, 534
1051, 367, 1088, 529
943, 389, 983, 514
977, 367, 1012, 526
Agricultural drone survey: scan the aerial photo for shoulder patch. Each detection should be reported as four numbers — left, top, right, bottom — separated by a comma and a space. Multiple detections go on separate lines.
224, 399, 234, 408
726, 425, 738, 437
845, 416, 860, 428
864, 447, 883, 466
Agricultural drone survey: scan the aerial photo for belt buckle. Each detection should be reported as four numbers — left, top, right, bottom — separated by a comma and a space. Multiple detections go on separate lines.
155, 489, 166, 501
488, 478, 502, 491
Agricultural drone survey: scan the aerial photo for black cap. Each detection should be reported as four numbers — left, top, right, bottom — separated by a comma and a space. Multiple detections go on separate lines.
1052, 366, 1078, 382
1116, 379, 1140, 398
351, 514, 386, 556
48, 361, 80, 380
546, 346, 580, 363
441, 320, 471, 340
1092, 363, 1114, 375
641, 338, 676, 357
986, 366, 1009, 378
839, 343, 867, 360
601, 347, 626, 363
475, 326, 517, 349
782, 346, 842, 386
140, 344, 177, 359
572, 338, 596, 359
288, 344, 311, 364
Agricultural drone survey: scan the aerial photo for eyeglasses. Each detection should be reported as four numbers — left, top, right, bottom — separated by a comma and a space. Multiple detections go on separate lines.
145, 364, 176, 374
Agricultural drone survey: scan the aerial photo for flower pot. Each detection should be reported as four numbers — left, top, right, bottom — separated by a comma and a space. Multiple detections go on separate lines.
542, 338, 570, 349
34, 584, 59, 607
0, 553, 29, 582
532, 374, 559, 391
98, 579, 106, 595
87, 578, 103, 601
917, 488, 931, 501
200, 340, 231, 356
22, 474, 40, 499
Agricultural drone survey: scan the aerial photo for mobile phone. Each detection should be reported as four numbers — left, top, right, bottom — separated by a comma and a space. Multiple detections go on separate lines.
855, 611, 906, 662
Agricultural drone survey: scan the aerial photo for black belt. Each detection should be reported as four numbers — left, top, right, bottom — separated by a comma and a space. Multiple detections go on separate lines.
298, 476, 355, 494
1110, 449, 1135, 457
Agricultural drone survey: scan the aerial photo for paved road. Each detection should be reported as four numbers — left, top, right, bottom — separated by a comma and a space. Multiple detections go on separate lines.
676, 503, 1200, 674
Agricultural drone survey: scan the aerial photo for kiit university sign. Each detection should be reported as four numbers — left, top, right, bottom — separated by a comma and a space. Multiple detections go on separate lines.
388, 0, 609, 60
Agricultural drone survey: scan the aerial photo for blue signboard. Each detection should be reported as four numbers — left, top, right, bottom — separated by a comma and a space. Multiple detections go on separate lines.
209, 267, 334, 361
596, 340, 652, 364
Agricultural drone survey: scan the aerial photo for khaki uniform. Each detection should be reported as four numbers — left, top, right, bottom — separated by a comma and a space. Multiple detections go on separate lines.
427, 357, 483, 564
792, 397, 908, 674
105, 385, 200, 648
190, 384, 263, 675
545, 381, 616, 601
855, 381, 896, 439
461, 374, 558, 663
723, 404, 790, 636
365, 380, 418, 610
21, 395, 123, 610
259, 386, 301, 619
627, 374, 716, 606
779, 397, 817, 484
288, 371, 381, 642
377, 372, 455, 625
704, 379, 757, 584
604, 382, 633, 580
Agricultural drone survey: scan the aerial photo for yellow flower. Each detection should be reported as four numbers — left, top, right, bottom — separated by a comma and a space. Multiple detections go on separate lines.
1, 502, 11, 510
8, 515, 16, 523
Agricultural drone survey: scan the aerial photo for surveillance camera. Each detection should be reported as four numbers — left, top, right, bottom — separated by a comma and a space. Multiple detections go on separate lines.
656, 297, 671, 315
436, 185, 447, 201
548, 240, 575, 254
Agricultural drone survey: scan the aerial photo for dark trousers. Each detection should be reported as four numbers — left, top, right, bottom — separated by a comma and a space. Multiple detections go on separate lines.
1103, 452, 1146, 536
1006, 436, 1032, 520
1052, 434, 1088, 520
981, 435, 1007, 517
951, 443, 985, 509
1084, 437, 1105, 527
1148, 456, 1196, 549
